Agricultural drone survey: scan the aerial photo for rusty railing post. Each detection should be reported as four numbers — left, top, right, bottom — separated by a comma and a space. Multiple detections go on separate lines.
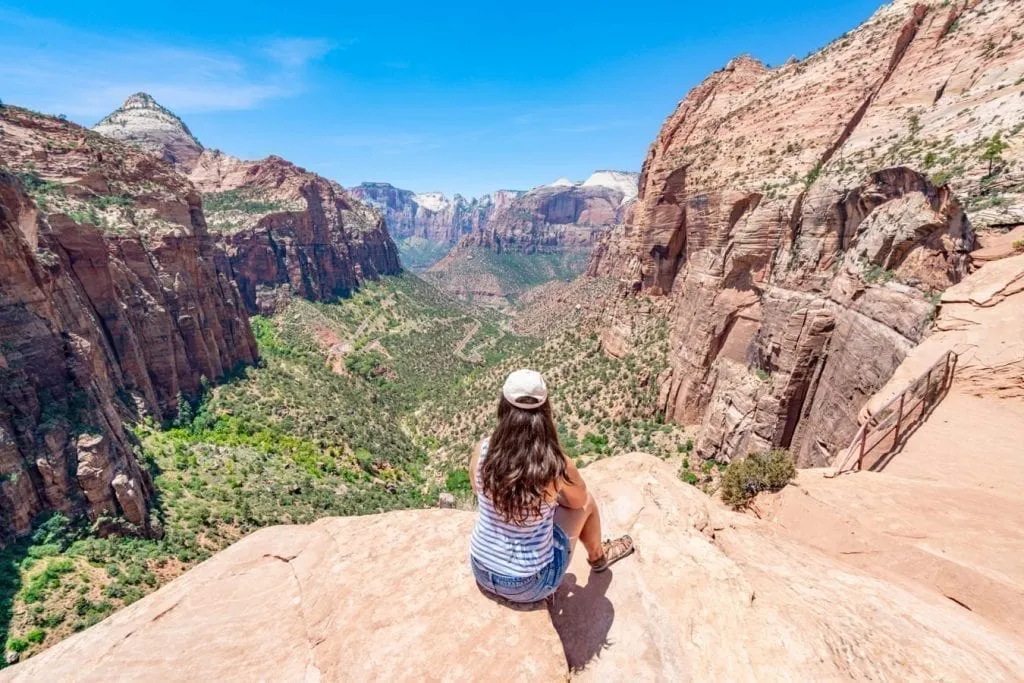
893, 393, 905, 446
858, 428, 867, 471
839, 351, 957, 478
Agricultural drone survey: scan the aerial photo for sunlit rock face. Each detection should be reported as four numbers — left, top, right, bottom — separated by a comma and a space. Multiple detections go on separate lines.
7, 454, 1024, 680
461, 172, 638, 254
588, 0, 1023, 465
92, 92, 204, 171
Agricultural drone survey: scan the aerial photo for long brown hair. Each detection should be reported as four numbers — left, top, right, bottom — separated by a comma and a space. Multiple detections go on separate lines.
481, 395, 569, 525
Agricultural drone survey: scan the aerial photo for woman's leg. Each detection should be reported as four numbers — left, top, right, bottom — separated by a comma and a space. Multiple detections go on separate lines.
554, 492, 604, 562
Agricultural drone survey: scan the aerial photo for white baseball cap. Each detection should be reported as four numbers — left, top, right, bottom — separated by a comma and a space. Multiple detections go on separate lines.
502, 369, 548, 410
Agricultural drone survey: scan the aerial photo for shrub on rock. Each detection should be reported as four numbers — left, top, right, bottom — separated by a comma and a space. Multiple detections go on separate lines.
720, 449, 796, 509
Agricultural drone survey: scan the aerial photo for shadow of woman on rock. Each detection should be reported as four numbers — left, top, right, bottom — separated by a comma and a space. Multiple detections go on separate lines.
547, 570, 615, 672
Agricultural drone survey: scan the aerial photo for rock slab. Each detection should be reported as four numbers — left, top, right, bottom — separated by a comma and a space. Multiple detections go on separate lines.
7, 455, 1023, 681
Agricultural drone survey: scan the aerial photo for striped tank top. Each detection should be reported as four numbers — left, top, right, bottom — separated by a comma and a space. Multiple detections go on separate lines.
470, 439, 556, 577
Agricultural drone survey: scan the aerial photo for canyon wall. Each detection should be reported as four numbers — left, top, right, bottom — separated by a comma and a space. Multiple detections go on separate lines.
0, 107, 259, 539
590, 0, 1023, 465
461, 174, 637, 254
191, 152, 402, 314
349, 183, 521, 245
95, 95, 402, 314
352, 173, 638, 255
425, 174, 638, 303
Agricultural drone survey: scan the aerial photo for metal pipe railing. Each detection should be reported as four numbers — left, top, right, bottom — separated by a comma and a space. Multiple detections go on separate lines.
829, 350, 957, 476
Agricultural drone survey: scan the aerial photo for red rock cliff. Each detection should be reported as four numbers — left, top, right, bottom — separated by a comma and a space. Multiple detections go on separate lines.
93, 95, 403, 314
0, 107, 258, 539
590, 0, 1023, 466
190, 151, 402, 314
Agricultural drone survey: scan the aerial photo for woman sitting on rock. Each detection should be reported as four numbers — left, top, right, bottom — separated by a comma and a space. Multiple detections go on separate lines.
469, 369, 634, 603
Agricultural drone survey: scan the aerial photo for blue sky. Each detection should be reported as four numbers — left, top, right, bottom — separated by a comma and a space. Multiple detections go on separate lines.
0, 0, 883, 197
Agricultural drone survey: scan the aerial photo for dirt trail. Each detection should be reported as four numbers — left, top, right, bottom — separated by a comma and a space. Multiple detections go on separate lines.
452, 320, 482, 362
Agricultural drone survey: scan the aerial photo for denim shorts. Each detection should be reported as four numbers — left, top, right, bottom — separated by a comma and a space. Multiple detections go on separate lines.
471, 524, 571, 603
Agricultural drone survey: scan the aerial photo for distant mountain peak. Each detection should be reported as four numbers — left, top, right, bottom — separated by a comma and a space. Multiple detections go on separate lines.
121, 92, 159, 109
412, 192, 451, 213
92, 93, 203, 170
582, 170, 639, 204
548, 177, 578, 187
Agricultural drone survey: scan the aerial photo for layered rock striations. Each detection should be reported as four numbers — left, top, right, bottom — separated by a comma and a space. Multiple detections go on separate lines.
7, 454, 1023, 680
349, 183, 519, 245
0, 106, 259, 539
352, 173, 639, 256
92, 93, 204, 171
425, 174, 638, 304
590, 0, 1024, 466
93, 95, 403, 314
190, 151, 402, 313
462, 172, 638, 254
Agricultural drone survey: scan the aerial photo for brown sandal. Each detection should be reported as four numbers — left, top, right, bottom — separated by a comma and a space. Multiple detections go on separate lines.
588, 535, 635, 573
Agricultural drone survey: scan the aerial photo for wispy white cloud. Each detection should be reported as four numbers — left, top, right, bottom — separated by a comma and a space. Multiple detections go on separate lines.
261, 37, 338, 68
0, 9, 335, 119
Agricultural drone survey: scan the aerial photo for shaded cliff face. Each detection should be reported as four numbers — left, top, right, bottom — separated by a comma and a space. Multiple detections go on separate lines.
190, 152, 402, 314
590, 0, 1023, 466
0, 107, 258, 539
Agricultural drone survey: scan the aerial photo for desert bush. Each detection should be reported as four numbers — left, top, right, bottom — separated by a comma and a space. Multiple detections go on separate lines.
445, 469, 472, 495
720, 449, 796, 509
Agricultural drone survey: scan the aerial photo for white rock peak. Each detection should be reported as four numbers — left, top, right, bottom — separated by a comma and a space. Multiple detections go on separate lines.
548, 177, 578, 187
583, 170, 640, 203
411, 192, 451, 213
93, 92, 200, 144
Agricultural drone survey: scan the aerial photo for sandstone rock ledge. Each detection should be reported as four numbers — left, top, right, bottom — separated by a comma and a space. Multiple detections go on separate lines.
7, 455, 1023, 682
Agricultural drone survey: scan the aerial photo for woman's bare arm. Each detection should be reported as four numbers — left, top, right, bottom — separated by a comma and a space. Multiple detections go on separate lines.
469, 440, 482, 495
557, 455, 588, 509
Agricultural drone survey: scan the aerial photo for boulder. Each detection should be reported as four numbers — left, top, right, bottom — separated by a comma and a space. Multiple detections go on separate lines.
112, 473, 148, 527
74, 434, 117, 518
7, 454, 1023, 681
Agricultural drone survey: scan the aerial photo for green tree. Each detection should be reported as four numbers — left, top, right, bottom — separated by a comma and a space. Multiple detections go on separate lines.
445, 469, 472, 495
981, 132, 1009, 176
174, 391, 194, 428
